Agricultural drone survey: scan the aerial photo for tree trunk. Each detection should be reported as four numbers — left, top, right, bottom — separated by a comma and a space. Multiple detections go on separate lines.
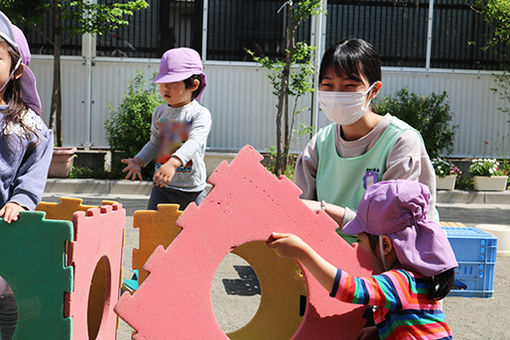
282, 16, 297, 176
50, 1, 63, 146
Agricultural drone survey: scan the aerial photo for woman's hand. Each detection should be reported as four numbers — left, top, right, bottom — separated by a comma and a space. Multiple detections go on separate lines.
266, 232, 308, 259
121, 157, 144, 181
0, 202, 25, 223
301, 199, 322, 212
301, 199, 346, 226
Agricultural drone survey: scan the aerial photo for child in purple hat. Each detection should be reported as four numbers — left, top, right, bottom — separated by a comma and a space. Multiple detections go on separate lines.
121, 47, 211, 210
0, 10, 54, 340
267, 180, 457, 340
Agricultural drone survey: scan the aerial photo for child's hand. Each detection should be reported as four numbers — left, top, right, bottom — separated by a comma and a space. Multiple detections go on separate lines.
121, 157, 144, 181
266, 232, 308, 259
153, 156, 182, 187
0, 202, 24, 224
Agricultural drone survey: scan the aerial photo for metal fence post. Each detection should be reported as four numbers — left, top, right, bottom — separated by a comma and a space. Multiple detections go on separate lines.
202, 0, 208, 61
82, 0, 97, 150
425, 0, 434, 70
312, 0, 327, 135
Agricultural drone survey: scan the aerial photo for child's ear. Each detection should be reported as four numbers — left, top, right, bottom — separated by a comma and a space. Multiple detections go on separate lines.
13, 63, 24, 80
381, 235, 393, 255
191, 79, 200, 91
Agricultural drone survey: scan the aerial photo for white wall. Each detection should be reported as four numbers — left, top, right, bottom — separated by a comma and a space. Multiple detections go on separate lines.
30, 56, 509, 158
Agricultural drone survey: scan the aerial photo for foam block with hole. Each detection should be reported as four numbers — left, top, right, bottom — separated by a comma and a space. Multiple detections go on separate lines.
132, 204, 306, 339
115, 145, 374, 340
67, 203, 126, 340
0, 211, 73, 339
37, 196, 119, 336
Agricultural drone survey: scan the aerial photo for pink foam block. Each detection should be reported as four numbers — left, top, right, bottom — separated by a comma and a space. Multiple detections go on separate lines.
68, 203, 126, 340
115, 145, 374, 340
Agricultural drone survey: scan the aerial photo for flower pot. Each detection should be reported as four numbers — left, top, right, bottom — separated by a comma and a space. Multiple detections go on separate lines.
48, 147, 77, 178
473, 175, 508, 191
436, 175, 457, 190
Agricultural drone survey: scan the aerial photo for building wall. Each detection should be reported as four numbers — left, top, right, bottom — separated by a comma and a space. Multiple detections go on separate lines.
30, 56, 509, 158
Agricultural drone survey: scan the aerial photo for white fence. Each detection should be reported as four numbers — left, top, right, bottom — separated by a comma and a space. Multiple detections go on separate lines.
30, 56, 509, 158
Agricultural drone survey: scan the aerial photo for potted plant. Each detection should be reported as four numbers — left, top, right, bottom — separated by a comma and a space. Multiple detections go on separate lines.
469, 158, 509, 191
48, 147, 77, 178
433, 158, 461, 190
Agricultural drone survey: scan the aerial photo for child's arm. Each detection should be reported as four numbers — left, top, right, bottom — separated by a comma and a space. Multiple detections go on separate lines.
266, 232, 338, 293
122, 106, 162, 181
267, 232, 401, 309
9, 126, 53, 213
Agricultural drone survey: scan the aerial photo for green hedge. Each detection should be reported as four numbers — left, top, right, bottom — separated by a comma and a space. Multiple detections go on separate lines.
373, 88, 457, 160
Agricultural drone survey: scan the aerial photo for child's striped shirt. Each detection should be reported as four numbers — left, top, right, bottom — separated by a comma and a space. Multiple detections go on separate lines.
330, 268, 452, 339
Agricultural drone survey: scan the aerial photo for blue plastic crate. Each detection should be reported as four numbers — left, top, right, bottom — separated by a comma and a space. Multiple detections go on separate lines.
443, 227, 497, 298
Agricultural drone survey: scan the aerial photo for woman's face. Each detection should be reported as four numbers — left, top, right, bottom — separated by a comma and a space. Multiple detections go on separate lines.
319, 67, 370, 93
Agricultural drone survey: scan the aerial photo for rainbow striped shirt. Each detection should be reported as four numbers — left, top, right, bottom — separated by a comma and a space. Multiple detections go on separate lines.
330, 268, 453, 339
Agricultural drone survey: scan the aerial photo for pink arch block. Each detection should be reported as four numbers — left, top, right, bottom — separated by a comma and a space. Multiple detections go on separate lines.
68, 203, 126, 340
115, 145, 373, 340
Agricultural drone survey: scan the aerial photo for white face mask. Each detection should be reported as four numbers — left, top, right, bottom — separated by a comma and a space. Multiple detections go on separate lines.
319, 83, 377, 125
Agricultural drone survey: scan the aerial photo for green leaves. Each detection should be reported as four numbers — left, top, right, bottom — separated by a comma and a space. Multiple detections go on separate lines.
0, 0, 149, 36
473, 0, 510, 48
63, 0, 149, 35
373, 88, 457, 160
105, 70, 162, 157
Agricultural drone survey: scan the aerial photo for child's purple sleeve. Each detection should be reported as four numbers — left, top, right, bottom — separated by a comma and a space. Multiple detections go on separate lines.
10, 128, 54, 210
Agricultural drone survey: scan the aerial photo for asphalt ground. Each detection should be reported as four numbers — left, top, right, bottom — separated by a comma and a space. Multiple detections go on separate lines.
41, 193, 510, 339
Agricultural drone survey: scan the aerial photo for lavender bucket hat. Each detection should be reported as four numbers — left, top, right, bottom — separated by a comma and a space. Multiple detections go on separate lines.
343, 180, 458, 277
154, 47, 207, 102
0, 11, 42, 115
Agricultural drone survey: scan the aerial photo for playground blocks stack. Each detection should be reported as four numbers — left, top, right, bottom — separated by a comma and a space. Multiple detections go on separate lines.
115, 145, 374, 340
0, 197, 125, 339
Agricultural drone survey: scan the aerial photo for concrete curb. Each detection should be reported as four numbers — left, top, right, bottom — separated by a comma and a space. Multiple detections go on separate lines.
437, 190, 510, 205
45, 179, 510, 205
44, 179, 154, 196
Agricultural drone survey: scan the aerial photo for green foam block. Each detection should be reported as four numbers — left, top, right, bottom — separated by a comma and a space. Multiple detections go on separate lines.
0, 211, 74, 339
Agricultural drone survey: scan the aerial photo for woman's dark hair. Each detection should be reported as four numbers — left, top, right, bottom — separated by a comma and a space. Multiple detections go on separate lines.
0, 38, 37, 146
183, 74, 204, 100
319, 39, 381, 85
365, 232, 455, 300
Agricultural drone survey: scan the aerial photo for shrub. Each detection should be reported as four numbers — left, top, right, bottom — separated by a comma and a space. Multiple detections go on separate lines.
432, 158, 462, 178
105, 70, 163, 178
373, 88, 457, 160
